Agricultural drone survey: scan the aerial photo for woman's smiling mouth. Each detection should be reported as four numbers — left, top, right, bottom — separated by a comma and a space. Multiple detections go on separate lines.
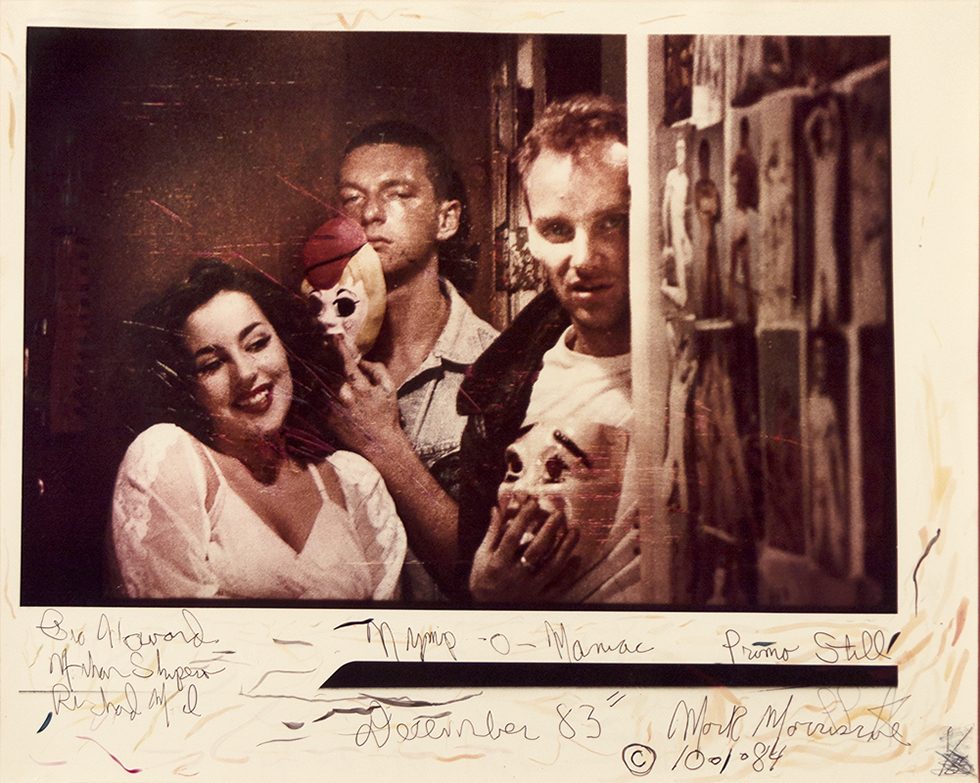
234, 383, 274, 414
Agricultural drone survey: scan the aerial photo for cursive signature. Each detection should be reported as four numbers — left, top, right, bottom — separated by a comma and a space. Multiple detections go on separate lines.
35, 608, 224, 729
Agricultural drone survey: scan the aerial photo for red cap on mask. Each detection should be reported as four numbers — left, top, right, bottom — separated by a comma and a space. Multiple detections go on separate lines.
302, 214, 368, 290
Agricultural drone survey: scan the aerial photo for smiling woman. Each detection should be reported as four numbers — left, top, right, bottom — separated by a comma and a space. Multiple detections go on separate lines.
184, 290, 295, 454
108, 259, 406, 600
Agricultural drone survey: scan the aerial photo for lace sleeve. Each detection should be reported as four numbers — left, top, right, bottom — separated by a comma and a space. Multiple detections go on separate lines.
110, 424, 219, 598
327, 451, 407, 600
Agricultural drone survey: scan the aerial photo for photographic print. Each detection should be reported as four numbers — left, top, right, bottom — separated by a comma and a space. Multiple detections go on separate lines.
21, 26, 630, 607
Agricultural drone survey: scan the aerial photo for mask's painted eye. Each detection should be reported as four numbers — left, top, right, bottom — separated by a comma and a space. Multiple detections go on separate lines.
334, 296, 358, 318
544, 454, 567, 483
503, 450, 523, 481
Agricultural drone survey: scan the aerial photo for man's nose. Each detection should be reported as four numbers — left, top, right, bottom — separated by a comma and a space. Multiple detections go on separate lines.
567, 228, 600, 272
359, 193, 385, 225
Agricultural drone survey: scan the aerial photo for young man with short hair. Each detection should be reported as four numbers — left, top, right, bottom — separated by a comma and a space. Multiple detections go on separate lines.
325, 122, 497, 599
458, 95, 641, 603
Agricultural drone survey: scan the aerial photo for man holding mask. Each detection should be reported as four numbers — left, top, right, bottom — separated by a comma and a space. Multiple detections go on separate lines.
324, 122, 497, 600
458, 94, 640, 603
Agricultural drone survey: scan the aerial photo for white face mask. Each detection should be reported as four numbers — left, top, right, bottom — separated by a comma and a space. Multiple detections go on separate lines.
303, 242, 386, 359
310, 279, 369, 356
498, 421, 630, 538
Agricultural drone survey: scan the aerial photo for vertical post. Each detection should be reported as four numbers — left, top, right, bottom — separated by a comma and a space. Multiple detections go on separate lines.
630, 35, 673, 603
846, 325, 864, 578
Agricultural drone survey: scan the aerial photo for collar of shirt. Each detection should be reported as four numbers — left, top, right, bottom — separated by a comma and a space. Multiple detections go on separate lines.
400, 278, 495, 390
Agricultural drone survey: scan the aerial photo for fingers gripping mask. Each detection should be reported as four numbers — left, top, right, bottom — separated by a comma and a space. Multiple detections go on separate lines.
301, 215, 386, 357
498, 421, 631, 544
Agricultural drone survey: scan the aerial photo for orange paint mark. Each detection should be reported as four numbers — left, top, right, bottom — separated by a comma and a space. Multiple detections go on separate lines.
897, 631, 934, 667
1, 51, 18, 80
930, 624, 951, 666
945, 649, 970, 714
336, 9, 403, 30
923, 377, 954, 520
716, 685, 741, 706
29, 756, 67, 767
337, 10, 367, 29
952, 597, 968, 646
901, 613, 927, 641
7, 94, 14, 150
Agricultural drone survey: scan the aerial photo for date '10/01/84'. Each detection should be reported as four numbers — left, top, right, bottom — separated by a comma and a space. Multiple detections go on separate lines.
621, 740, 784, 777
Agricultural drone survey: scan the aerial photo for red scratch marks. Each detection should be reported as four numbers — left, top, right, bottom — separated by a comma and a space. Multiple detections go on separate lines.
952, 597, 969, 646
208, 242, 288, 251
212, 251, 307, 310
223, 251, 289, 290
761, 432, 804, 449
437, 753, 485, 762
148, 199, 192, 227
456, 385, 480, 416
77, 736, 142, 773
275, 174, 332, 210
225, 251, 261, 269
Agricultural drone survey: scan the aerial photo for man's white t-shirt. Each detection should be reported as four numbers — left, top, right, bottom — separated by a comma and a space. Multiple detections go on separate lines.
520, 327, 641, 603
524, 328, 633, 430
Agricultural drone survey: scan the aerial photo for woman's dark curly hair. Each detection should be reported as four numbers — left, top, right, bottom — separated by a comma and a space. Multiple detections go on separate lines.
120, 259, 344, 463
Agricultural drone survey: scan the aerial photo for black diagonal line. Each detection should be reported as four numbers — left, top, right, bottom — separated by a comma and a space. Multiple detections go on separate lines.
321, 662, 897, 689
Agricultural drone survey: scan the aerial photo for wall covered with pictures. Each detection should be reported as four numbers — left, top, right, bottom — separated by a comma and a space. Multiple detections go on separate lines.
651, 35, 893, 608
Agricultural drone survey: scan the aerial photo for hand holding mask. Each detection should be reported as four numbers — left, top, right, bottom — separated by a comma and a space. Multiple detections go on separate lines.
498, 421, 631, 573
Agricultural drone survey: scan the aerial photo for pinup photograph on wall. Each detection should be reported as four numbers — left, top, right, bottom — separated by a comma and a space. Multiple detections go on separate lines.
22, 28, 893, 611
651, 34, 894, 609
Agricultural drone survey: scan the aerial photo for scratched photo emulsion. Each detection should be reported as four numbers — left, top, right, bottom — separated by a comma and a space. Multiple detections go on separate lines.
21, 29, 893, 611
